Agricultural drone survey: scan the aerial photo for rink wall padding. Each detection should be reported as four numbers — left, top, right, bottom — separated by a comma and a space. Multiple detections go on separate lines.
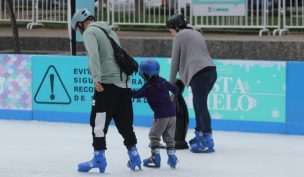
0, 109, 32, 120
286, 62, 304, 135
0, 54, 303, 135
33, 111, 90, 123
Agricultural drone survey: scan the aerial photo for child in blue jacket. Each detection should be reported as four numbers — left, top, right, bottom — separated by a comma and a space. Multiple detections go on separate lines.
131, 59, 179, 168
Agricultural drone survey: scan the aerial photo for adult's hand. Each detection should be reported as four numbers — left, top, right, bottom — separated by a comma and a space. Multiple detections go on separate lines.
94, 81, 104, 92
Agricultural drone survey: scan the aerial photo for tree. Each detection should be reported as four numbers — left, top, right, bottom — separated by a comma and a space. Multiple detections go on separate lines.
6, 0, 20, 54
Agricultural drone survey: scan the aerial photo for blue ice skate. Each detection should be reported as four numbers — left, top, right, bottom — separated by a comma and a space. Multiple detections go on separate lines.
143, 149, 161, 168
127, 146, 142, 171
189, 137, 197, 145
167, 148, 177, 168
190, 132, 215, 153
189, 131, 203, 145
78, 150, 107, 173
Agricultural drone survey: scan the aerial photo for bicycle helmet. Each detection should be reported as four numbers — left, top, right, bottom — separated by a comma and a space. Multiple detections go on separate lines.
139, 59, 160, 76
71, 8, 94, 30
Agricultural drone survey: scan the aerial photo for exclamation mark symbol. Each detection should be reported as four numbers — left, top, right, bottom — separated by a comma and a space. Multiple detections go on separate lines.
50, 74, 55, 100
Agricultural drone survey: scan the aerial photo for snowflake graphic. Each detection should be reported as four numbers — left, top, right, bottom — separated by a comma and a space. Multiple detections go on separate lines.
271, 109, 280, 119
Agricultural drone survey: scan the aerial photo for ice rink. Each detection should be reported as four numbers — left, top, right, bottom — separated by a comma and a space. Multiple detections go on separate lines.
0, 120, 303, 177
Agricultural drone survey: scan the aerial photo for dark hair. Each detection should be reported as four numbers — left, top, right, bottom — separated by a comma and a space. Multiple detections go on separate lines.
87, 16, 95, 21
166, 13, 187, 30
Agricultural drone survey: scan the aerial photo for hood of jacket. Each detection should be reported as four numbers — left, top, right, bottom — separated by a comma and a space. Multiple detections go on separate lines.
89, 21, 112, 34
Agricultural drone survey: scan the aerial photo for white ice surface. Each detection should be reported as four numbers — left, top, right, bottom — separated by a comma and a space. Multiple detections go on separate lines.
0, 120, 303, 177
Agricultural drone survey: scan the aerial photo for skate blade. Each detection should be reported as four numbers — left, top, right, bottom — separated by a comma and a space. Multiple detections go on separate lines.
78, 168, 90, 172
127, 163, 143, 171
169, 165, 176, 169
190, 148, 215, 153
143, 164, 161, 168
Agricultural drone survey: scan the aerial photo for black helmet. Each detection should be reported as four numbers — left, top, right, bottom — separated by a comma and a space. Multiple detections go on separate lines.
166, 13, 187, 29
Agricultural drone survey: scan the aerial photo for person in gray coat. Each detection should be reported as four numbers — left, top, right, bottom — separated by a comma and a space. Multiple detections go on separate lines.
166, 13, 217, 153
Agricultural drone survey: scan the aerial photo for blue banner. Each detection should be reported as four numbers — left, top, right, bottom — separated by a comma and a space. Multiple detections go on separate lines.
32, 55, 92, 113
0, 54, 297, 134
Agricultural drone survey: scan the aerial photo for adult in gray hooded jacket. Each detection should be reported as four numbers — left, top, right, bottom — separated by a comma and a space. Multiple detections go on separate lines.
71, 8, 142, 173
167, 13, 217, 153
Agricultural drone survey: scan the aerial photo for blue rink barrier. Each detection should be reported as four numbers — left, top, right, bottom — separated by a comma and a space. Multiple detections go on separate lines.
33, 111, 90, 123
286, 62, 304, 135
0, 109, 32, 120
0, 54, 303, 135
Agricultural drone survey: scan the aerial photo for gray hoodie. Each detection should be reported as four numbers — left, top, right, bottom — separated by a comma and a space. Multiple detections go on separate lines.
83, 21, 128, 84
169, 29, 215, 86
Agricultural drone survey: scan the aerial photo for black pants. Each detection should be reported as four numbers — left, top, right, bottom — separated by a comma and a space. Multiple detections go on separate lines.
189, 67, 217, 134
90, 84, 137, 150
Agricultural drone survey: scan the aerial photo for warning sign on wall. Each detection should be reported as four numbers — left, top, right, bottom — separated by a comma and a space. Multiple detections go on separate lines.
34, 65, 71, 104
32, 55, 93, 113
